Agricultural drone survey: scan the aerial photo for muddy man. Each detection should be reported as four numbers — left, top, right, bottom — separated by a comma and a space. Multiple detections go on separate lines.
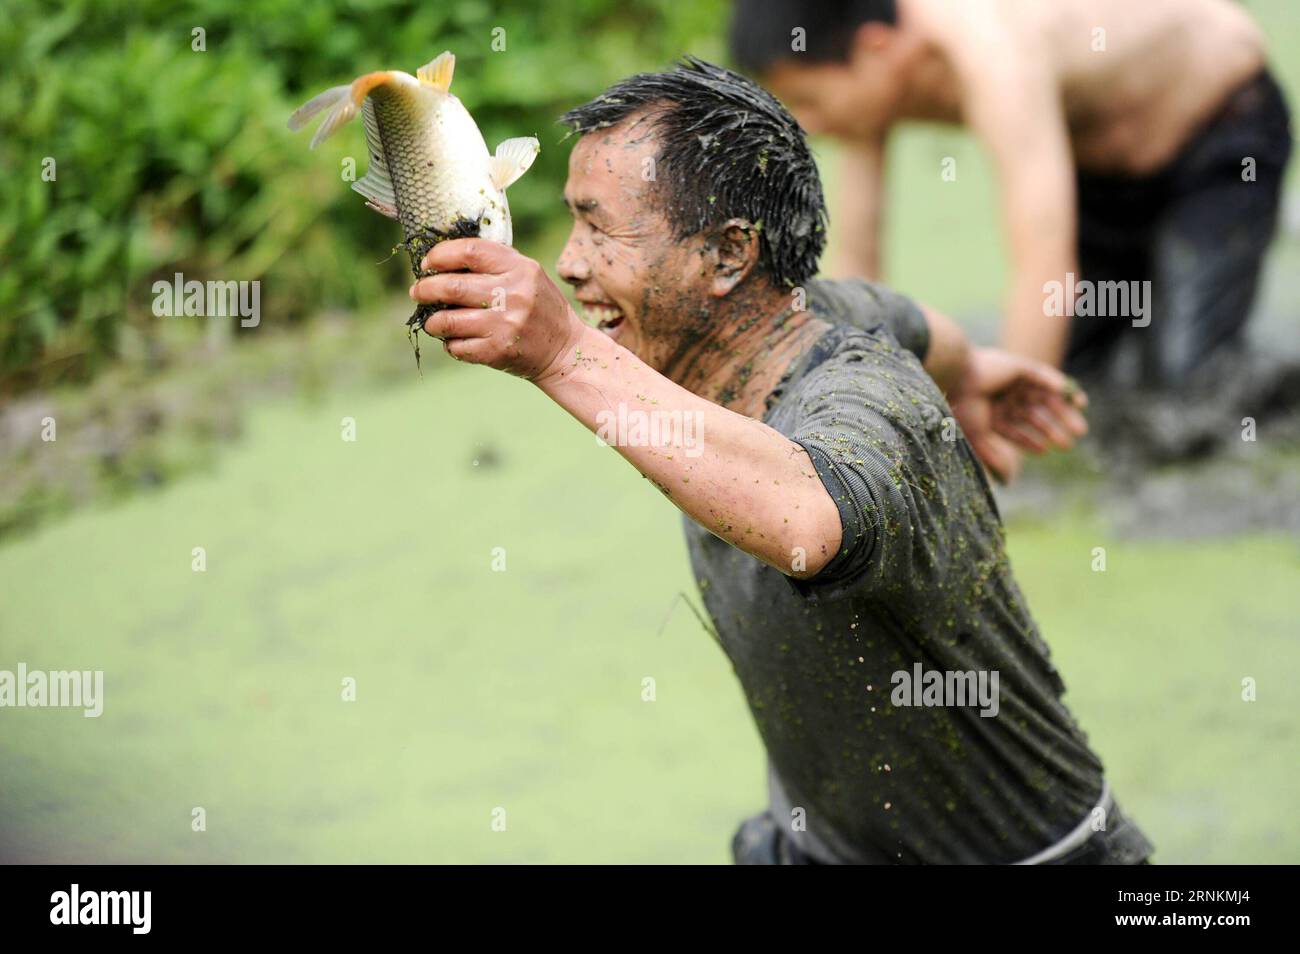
409, 58, 1151, 864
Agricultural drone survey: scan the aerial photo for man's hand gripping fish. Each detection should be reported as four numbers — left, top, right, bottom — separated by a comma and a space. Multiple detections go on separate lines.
288, 51, 540, 366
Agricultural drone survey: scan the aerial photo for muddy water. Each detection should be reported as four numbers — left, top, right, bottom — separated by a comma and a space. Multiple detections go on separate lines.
996, 349, 1300, 539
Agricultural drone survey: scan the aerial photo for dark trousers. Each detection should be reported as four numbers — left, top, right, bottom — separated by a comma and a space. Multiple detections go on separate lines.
1067, 70, 1293, 388
732, 800, 1154, 865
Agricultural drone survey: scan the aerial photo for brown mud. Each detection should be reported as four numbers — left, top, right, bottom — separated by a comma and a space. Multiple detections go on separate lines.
400, 215, 482, 371
996, 350, 1300, 539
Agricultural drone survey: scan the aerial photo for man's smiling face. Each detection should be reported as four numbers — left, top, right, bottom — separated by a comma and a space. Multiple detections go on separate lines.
556, 114, 720, 375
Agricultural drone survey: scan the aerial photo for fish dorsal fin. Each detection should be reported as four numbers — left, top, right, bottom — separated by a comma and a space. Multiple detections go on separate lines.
489, 137, 540, 191
417, 51, 455, 92
352, 99, 397, 217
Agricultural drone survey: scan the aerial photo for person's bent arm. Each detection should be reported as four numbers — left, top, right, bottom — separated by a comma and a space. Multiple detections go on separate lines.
412, 239, 843, 579
917, 304, 970, 393
831, 138, 887, 280
914, 302, 1088, 483
943, 16, 1077, 367
537, 322, 845, 576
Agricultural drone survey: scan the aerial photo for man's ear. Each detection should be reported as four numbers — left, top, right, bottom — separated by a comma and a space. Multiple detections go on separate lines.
852, 20, 894, 59
709, 219, 762, 298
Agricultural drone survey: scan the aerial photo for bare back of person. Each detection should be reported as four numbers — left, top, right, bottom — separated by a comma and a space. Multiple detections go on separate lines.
743, 0, 1288, 388
905, 0, 1266, 173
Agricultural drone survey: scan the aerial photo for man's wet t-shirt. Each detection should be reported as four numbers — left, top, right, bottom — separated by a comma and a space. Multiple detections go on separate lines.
683, 278, 1154, 864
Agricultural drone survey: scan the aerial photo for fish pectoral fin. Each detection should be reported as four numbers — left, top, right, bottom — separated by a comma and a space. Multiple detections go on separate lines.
417, 51, 455, 92
353, 162, 398, 217
353, 99, 398, 214
489, 137, 541, 191
354, 172, 397, 215
363, 198, 399, 220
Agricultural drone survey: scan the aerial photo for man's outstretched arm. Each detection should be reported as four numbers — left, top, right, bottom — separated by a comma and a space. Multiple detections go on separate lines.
411, 240, 1087, 564
412, 239, 844, 579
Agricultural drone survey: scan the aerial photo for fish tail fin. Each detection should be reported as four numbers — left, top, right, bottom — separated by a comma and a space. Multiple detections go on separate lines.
308, 94, 359, 149
489, 137, 541, 191
291, 72, 395, 149
287, 84, 350, 136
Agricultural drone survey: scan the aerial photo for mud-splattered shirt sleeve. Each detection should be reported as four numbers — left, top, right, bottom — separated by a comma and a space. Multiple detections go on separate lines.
780, 335, 930, 604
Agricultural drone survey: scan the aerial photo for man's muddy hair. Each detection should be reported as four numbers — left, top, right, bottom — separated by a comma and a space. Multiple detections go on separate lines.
560, 56, 826, 288
729, 0, 898, 75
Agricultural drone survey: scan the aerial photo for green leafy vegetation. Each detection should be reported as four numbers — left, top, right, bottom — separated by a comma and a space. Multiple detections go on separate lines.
0, 0, 725, 391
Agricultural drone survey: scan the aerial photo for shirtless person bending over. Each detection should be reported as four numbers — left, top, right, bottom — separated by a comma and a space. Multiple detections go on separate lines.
730, 0, 1293, 389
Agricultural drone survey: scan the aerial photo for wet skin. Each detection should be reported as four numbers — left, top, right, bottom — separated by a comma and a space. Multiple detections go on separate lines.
553, 114, 833, 419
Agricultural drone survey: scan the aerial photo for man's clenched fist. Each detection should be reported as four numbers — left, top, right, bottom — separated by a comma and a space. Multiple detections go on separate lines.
410, 239, 586, 382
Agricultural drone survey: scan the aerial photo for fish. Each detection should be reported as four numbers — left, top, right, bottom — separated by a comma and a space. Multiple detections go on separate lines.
288, 51, 540, 364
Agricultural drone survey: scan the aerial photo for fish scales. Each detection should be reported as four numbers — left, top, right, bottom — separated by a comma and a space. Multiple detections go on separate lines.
367, 87, 482, 335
